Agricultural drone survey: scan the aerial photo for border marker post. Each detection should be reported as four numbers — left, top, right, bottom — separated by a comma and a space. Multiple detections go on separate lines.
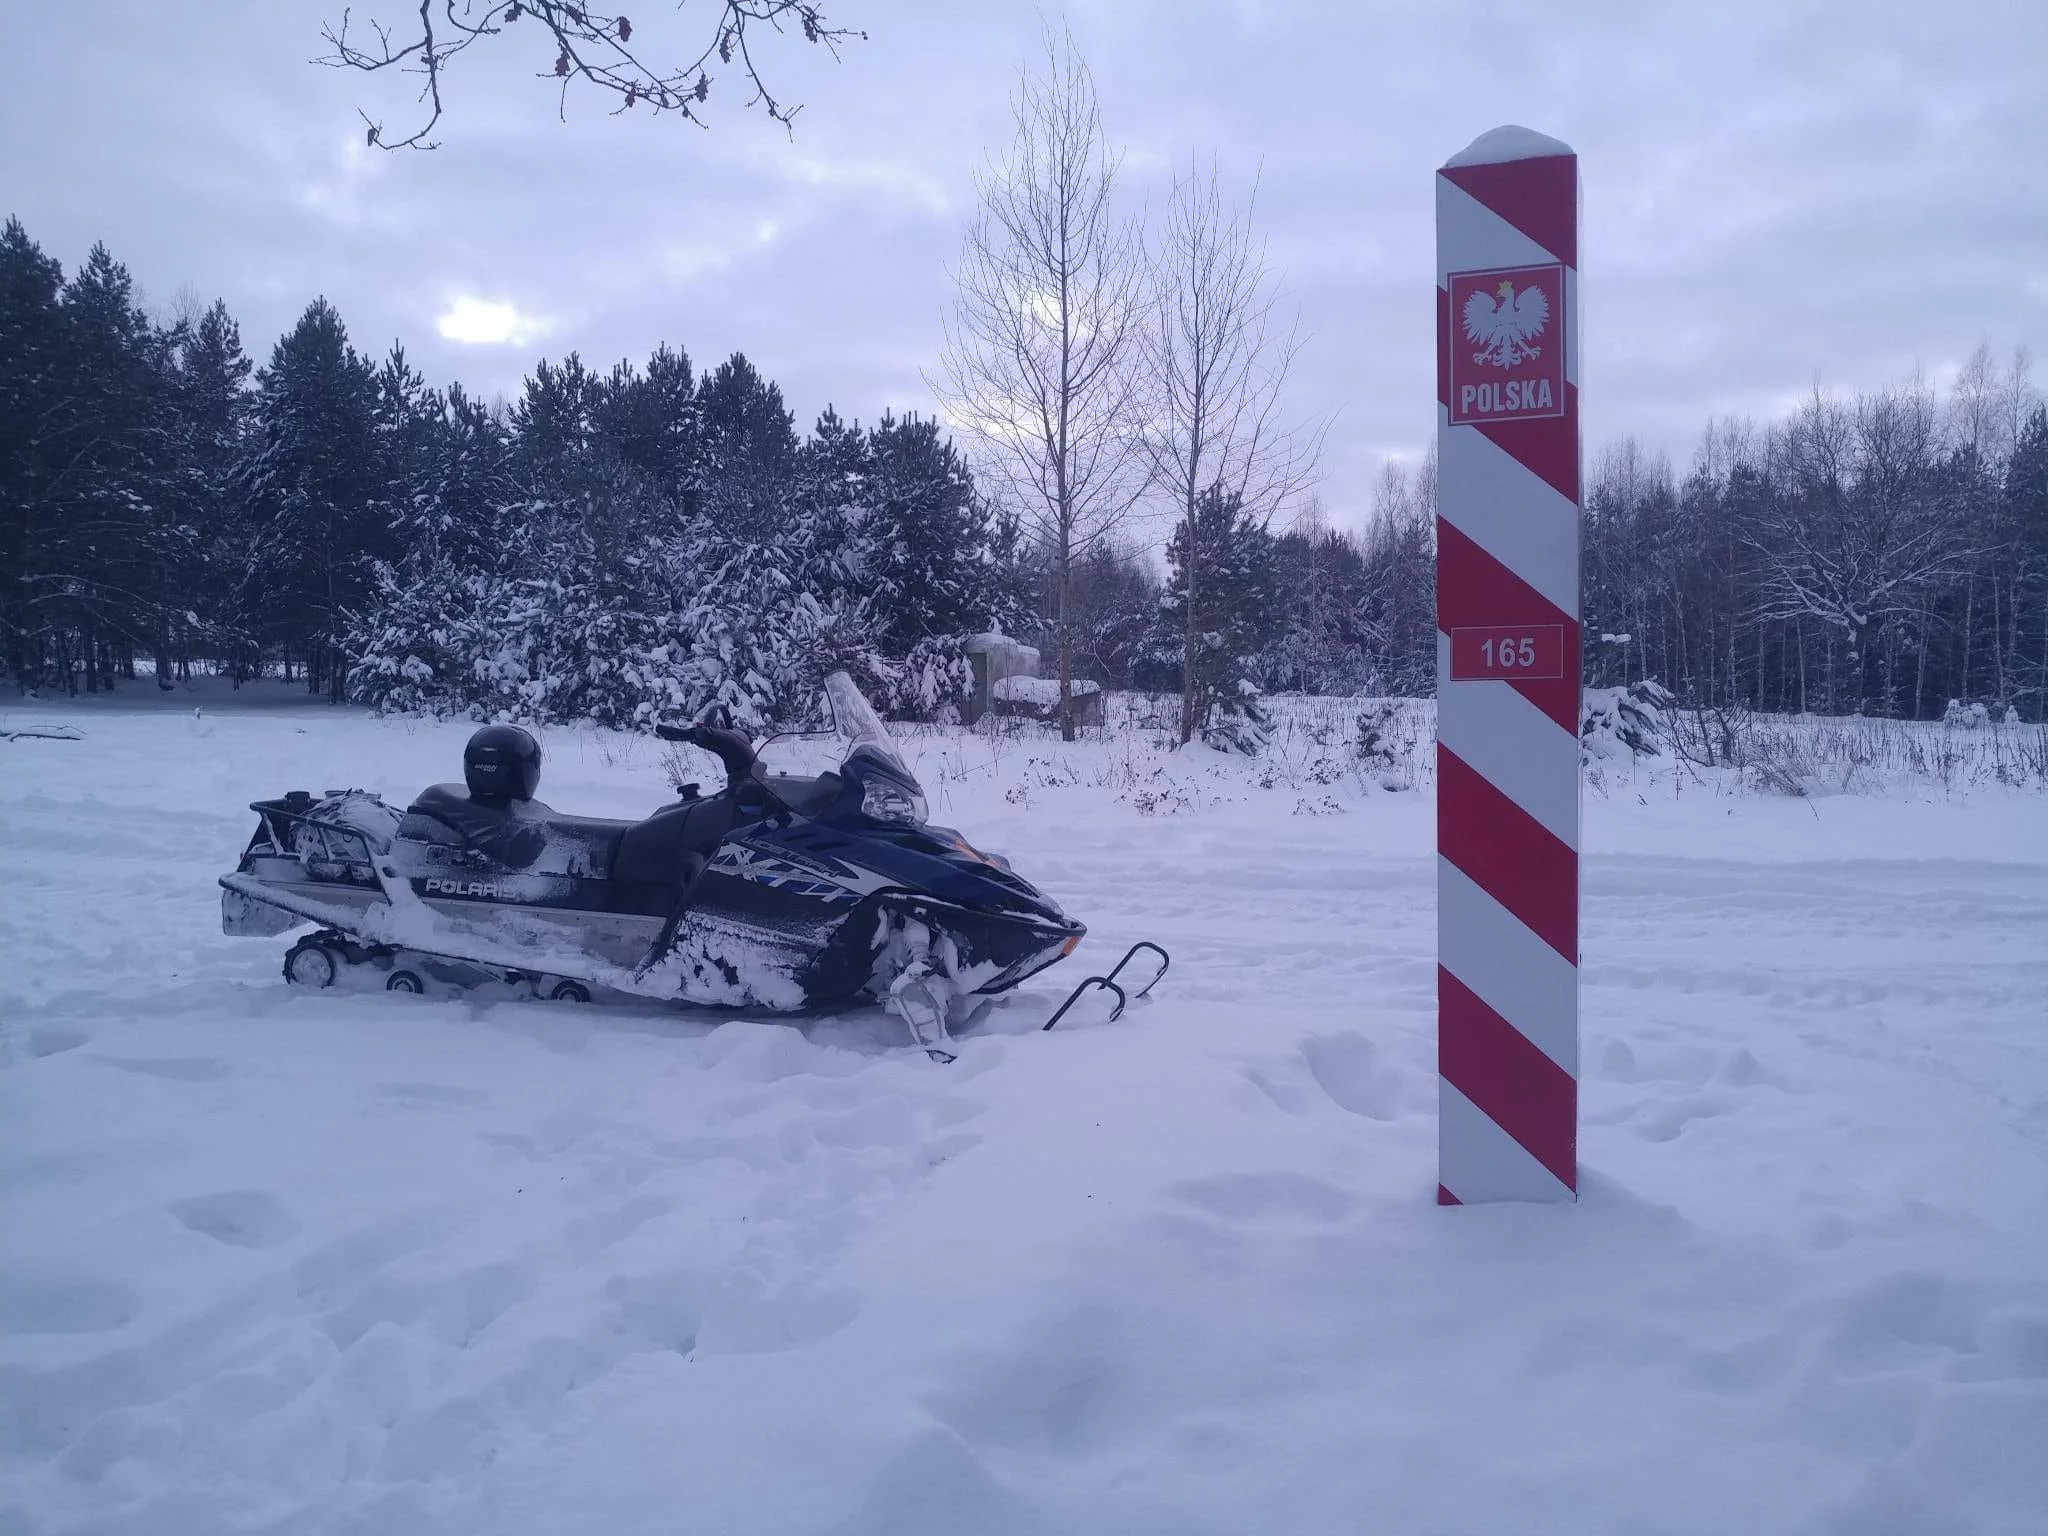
1434, 126, 1583, 1205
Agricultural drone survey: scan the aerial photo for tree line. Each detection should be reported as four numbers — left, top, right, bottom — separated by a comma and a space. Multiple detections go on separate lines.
0, 199, 1373, 745
3, 208, 2041, 729
930, 28, 2048, 732
1582, 352, 2047, 721
0, 215, 1034, 726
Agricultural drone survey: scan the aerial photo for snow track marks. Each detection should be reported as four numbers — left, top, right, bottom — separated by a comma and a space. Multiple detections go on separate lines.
2, 709, 2043, 1535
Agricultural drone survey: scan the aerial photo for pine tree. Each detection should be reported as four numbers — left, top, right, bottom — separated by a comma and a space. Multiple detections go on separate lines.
630, 529, 859, 731
168, 299, 255, 682
238, 298, 387, 699
1159, 484, 1278, 751
694, 352, 797, 538
591, 343, 697, 500
1065, 540, 1159, 691
1262, 519, 1372, 695
2007, 407, 2048, 718
0, 218, 68, 685
1349, 458, 1436, 697
27, 242, 183, 691
862, 412, 998, 650
348, 382, 516, 714
512, 353, 601, 477
794, 404, 870, 605
786, 407, 1033, 718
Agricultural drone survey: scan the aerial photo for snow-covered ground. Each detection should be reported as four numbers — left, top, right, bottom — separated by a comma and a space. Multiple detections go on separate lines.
3, 684, 2045, 1536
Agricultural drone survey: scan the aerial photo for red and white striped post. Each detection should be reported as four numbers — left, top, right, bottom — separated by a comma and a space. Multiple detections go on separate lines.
1434, 127, 1582, 1205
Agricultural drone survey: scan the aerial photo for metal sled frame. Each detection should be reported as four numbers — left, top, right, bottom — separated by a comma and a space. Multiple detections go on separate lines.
246, 799, 385, 879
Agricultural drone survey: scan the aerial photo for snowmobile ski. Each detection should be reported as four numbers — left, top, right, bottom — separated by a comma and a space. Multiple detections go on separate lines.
1041, 941, 1171, 1031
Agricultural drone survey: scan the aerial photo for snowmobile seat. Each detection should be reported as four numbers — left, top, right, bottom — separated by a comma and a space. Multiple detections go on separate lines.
530, 811, 636, 878
399, 784, 632, 877
610, 795, 743, 887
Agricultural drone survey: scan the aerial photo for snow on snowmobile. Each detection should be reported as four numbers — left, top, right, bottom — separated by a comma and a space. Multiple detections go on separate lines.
218, 671, 1166, 1059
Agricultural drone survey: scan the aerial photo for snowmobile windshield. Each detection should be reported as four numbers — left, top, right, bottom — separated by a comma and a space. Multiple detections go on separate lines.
823, 671, 914, 784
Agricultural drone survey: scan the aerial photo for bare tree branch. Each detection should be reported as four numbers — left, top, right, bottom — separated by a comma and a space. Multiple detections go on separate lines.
318, 1, 862, 150
932, 26, 1149, 740
1735, 383, 1997, 711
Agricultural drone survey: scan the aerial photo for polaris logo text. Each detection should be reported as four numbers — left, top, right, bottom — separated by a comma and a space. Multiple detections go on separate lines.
424, 878, 510, 899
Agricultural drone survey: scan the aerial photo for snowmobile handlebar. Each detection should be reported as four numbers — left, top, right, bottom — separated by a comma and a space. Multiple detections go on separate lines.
653, 721, 758, 785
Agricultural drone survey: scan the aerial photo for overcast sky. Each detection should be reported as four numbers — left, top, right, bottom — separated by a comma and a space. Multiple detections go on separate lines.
7, 0, 2045, 525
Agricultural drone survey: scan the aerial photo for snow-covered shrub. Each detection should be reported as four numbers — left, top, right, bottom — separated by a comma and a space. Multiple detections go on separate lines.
1738, 722, 1888, 797
1992, 723, 2048, 785
1344, 700, 1422, 791
620, 539, 820, 732
344, 401, 1014, 733
352, 508, 902, 734
1663, 703, 1751, 769
1354, 703, 1408, 769
1200, 678, 1271, 756
879, 636, 972, 722
1581, 679, 1673, 761
346, 565, 504, 719
1942, 699, 1991, 730
1739, 733, 1820, 797
1127, 781, 1196, 816
1121, 692, 1181, 737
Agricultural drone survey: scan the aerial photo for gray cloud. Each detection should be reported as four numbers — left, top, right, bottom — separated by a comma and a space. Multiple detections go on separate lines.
6, 0, 2043, 527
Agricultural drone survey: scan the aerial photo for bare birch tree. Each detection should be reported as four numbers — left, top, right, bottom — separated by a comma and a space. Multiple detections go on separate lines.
1144, 154, 1323, 742
935, 29, 1148, 740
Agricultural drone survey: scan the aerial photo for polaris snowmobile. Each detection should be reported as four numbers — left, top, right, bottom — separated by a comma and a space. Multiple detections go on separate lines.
219, 672, 1165, 1059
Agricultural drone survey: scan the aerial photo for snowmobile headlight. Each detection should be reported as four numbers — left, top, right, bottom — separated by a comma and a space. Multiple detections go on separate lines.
861, 776, 926, 825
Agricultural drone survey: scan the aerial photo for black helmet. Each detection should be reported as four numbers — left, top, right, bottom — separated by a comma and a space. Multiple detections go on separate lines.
464, 724, 542, 803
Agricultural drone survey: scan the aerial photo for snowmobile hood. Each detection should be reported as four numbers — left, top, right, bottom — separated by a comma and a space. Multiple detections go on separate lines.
756, 771, 1071, 927
857, 819, 1071, 923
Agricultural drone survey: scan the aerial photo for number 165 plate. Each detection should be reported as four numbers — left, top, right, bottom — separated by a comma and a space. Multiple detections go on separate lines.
1449, 624, 1565, 681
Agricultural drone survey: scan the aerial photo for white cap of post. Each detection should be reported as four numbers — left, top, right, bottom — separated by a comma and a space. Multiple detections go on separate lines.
1434, 127, 1583, 1205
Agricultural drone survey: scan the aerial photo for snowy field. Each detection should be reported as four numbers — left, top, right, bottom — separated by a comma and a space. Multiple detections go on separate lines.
3, 683, 2046, 1536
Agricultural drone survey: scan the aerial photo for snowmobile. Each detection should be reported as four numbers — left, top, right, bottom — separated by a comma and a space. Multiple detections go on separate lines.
218, 672, 1166, 1059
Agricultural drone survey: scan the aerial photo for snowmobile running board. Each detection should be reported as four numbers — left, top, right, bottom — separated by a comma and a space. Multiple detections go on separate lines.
1042, 942, 1171, 1031
218, 871, 645, 997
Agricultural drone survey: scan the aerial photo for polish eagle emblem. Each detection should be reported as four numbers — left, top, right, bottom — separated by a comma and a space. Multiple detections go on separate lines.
1462, 278, 1550, 369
